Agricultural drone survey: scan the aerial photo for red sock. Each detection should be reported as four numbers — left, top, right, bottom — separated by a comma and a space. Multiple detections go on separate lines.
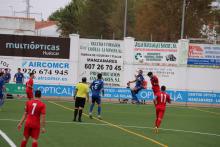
156, 119, 162, 128
32, 142, 38, 147
21, 140, 27, 147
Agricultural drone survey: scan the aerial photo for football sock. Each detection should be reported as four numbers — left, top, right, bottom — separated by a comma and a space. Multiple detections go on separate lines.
98, 106, 101, 115
21, 140, 27, 147
74, 109, 78, 120
78, 109, 83, 121
89, 103, 95, 113
32, 142, 38, 147
156, 119, 162, 128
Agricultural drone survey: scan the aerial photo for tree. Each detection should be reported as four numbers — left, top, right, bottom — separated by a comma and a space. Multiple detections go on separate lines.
49, 0, 85, 37
134, 0, 213, 42
79, 0, 117, 39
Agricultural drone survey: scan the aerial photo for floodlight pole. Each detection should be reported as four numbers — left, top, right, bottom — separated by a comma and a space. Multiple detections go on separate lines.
123, 0, 128, 37
181, 0, 186, 39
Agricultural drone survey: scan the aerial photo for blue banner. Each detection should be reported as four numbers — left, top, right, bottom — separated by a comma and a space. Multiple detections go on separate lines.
187, 58, 220, 66
32, 84, 220, 104
34, 84, 74, 97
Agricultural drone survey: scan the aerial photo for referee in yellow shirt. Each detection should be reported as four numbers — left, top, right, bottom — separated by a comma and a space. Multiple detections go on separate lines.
73, 77, 89, 122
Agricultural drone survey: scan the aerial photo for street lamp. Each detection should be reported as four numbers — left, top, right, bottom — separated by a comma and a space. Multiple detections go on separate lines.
8, 6, 14, 16
181, 0, 186, 39
123, 0, 128, 37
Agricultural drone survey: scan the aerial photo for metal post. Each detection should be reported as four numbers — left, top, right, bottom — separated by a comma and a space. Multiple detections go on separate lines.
26, 0, 31, 18
123, 0, 128, 37
181, 0, 186, 39
9, 6, 14, 16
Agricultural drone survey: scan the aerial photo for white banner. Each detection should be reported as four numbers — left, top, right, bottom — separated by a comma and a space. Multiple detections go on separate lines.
132, 65, 187, 90
79, 39, 123, 86
134, 41, 178, 66
188, 43, 220, 67
0, 57, 74, 85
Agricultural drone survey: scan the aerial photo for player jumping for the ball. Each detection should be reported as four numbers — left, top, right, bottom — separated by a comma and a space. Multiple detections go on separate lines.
127, 70, 146, 104
153, 86, 171, 134
147, 72, 160, 95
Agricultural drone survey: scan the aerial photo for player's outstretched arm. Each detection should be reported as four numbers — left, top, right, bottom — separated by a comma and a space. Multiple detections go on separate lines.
41, 114, 46, 133
17, 112, 27, 131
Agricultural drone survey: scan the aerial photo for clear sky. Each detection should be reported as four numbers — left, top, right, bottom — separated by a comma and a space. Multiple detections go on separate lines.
0, 0, 71, 20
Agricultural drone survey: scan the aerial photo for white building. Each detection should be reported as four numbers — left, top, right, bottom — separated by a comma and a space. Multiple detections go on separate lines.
0, 16, 35, 35
35, 21, 60, 37
0, 16, 60, 37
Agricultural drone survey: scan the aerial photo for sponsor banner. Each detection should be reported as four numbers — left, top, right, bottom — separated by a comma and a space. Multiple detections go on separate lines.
134, 41, 178, 66
34, 84, 74, 97
4, 83, 220, 104
103, 88, 220, 104
5, 83, 26, 94
21, 60, 74, 85
133, 65, 178, 89
104, 88, 132, 99
186, 91, 220, 104
188, 44, 220, 67
0, 34, 70, 59
0, 58, 74, 85
79, 39, 123, 87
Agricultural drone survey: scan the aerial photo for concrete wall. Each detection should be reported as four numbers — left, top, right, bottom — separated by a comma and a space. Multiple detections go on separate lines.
0, 17, 35, 35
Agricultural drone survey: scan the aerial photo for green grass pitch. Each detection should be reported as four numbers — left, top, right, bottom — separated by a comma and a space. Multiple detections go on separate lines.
0, 99, 220, 147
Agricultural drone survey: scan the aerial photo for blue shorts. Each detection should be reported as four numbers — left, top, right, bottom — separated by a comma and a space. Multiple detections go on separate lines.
0, 93, 4, 106
0, 93, 3, 99
92, 96, 101, 105
134, 86, 143, 93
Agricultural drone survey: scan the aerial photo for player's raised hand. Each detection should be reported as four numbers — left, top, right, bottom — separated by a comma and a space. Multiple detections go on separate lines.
41, 128, 46, 133
17, 123, 22, 131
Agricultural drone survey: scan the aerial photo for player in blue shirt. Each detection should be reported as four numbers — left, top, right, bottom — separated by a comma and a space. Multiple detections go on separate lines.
3, 68, 11, 83
0, 72, 5, 109
127, 70, 145, 104
89, 73, 104, 119
13, 68, 24, 84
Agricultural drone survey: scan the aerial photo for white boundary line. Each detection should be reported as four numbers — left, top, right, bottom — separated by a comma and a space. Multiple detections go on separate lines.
0, 129, 17, 147
1, 118, 220, 137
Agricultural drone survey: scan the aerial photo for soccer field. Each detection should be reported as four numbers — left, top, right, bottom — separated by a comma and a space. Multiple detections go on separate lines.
0, 99, 220, 147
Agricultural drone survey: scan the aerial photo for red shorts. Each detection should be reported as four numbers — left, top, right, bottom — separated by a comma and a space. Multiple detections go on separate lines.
156, 107, 165, 120
23, 126, 40, 139
26, 91, 33, 99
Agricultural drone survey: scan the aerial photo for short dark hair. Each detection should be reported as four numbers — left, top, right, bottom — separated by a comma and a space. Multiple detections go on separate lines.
82, 77, 87, 83
30, 72, 34, 77
97, 73, 102, 79
161, 86, 166, 91
18, 68, 21, 70
4, 68, 8, 71
35, 90, 41, 98
147, 72, 153, 77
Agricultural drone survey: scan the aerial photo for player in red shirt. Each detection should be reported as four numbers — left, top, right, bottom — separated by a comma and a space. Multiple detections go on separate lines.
147, 72, 160, 95
153, 86, 171, 133
26, 73, 35, 100
17, 90, 46, 147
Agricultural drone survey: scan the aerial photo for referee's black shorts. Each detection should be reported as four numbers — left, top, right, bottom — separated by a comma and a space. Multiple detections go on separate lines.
75, 97, 86, 108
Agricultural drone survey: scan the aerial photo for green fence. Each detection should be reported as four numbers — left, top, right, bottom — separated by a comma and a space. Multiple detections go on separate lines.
5, 83, 26, 94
